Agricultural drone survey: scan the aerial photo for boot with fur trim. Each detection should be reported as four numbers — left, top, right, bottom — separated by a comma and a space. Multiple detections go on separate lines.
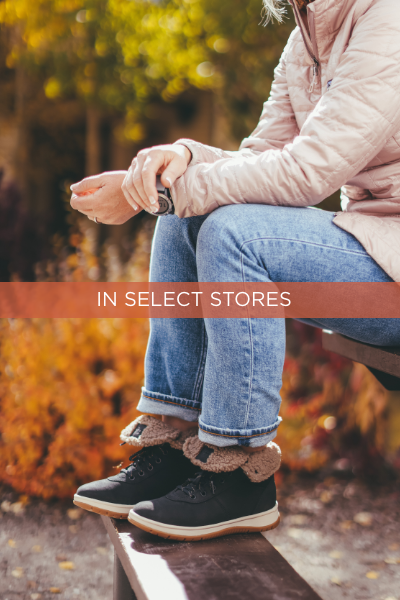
74, 416, 197, 519
128, 437, 281, 541
120, 415, 197, 450
183, 435, 281, 481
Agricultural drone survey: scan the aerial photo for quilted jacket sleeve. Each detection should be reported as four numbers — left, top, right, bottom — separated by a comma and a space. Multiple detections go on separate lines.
171, 2, 400, 218
172, 36, 299, 166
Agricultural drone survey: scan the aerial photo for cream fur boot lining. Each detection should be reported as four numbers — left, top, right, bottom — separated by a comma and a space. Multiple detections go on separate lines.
120, 415, 197, 451
183, 436, 281, 483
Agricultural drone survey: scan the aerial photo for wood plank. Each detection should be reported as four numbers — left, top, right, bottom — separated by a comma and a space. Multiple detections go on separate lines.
322, 330, 400, 378
102, 515, 323, 600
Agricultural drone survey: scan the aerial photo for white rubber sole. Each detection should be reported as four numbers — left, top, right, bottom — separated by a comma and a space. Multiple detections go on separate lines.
128, 502, 280, 541
73, 494, 133, 519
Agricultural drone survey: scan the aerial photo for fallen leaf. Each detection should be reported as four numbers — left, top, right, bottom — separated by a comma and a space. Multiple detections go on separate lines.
11, 567, 24, 579
67, 508, 82, 521
27, 581, 38, 589
59, 561, 75, 571
388, 543, 399, 551
31, 594, 42, 600
331, 577, 341, 586
49, 588, 61, 594
19, 495, 30, 506
366, 571, 379, 579
383, 597, 397, 600
320, 491, 332, 504
329, 550, 342, 559
56, 554, 68, 562
287, 514, 308, 526
1, 500, 12, 512
384, 557, 398, 565
340, 520, 355, 530
68, 525, 78, 534
96, 547, 108, 555
354, 512, 373, 527
287, 528, 302, 539
32, 545, 42, 553
8, 539, 17, 548
11, 502, 25, 515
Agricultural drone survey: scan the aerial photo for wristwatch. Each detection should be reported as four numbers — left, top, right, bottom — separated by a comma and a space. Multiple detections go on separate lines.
153, 175, 175, 215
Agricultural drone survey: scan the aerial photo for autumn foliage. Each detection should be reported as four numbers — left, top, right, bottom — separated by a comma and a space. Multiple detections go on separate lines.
0, 315, 399, 499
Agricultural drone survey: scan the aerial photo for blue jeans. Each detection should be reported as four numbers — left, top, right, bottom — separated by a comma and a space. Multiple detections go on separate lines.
137, 205, 400, 448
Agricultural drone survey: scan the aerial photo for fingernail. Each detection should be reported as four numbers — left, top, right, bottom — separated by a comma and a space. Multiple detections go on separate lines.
151, 205, 159, 213
165, 177, 172, 186
149, 196, 157, 205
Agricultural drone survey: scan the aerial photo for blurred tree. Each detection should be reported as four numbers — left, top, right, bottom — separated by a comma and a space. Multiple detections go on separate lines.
0, 0, 294, 143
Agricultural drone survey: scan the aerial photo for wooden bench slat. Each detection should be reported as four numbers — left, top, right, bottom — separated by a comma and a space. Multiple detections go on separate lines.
322, 330, 400, 379
102, 515, 323, 600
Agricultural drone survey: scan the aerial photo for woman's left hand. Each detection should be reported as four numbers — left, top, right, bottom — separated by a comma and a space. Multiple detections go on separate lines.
70, 171, 139, 225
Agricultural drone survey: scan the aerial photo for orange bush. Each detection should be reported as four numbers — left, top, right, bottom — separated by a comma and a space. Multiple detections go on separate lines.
0, 317, 148, 498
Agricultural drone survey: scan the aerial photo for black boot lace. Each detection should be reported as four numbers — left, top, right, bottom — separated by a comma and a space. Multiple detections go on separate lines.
121, 445, 168, 481
176, 471, 225, 499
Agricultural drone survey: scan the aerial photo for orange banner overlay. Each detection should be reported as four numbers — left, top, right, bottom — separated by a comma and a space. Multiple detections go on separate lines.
0, 282, 399, 318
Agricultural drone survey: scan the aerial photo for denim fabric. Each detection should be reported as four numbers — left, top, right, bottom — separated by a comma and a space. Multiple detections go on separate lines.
137, 205, 400, 448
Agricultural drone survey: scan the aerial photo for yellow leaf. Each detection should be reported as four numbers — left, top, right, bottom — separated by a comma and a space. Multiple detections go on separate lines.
329, 550, 342, 559
12, 567, 24, 578
340, 520, 355, 530
67, 508, 82, 520
384, 557, 398, 565
354, 512, 373, 527
320, 491, 332, 504
366, 571, 379, 579
331, 577, 341, 586
96, 547, 108, 555
59, 561, 75, 571
31, 594, 42, 600
32, 545, 42, 553
8, 539, 17, 548
49, 588, 61, 594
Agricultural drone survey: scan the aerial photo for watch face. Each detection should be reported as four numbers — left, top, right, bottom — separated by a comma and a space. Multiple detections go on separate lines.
155, 192, 173, 215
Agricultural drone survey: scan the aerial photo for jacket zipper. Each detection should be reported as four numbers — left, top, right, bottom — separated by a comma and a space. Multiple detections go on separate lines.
291, 0, 320, 93
307, 9, 320, 92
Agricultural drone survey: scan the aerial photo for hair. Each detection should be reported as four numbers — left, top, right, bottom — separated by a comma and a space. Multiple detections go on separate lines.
262, 0, 287, 24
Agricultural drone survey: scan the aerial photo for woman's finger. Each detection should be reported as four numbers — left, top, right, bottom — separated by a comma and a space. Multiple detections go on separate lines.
131, 154, 157, 212
142, 153, 164, 208
122, 167, 142, 211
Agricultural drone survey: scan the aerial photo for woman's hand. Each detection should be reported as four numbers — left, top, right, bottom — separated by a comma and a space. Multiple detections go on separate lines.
70, 171, 138, 225
122, 144, 191, 213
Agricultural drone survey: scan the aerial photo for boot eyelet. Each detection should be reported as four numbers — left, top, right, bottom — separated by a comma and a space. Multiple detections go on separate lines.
190, 494, 196, 499
155, 458, 161, 464
148, 464, 153, 471
139, 470, 144, 476
200, 491, 206, 496
130, 475, 135, 481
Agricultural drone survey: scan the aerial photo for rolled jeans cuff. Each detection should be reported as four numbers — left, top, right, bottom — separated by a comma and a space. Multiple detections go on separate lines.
198, 417, 282, 448
137, 387, 200, 422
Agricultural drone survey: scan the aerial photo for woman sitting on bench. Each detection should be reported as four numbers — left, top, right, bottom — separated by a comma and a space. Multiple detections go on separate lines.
70, 0, 400, 541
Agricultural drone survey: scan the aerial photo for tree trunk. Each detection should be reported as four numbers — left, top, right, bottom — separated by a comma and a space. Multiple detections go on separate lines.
85, 106, 102, 176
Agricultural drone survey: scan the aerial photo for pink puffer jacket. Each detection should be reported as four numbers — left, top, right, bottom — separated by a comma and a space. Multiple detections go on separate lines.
171, 0, 400, 282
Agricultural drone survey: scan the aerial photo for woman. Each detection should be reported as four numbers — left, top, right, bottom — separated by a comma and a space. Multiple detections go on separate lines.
71, 0, 400, 541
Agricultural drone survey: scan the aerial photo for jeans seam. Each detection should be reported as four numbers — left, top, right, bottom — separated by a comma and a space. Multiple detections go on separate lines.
199, 425, 278, 438
238, 236, 369, 256
142, 394, 200, 411
192, 322, 207, 402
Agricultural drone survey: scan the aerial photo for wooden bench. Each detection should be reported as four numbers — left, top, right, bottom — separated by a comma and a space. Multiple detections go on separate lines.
322, 330, 400, 391
102, 515, 323, 600
101, 330, 400, 600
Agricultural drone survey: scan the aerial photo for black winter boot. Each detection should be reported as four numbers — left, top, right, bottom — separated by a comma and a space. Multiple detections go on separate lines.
128, 436, 281, 540
74, 416, 197, 518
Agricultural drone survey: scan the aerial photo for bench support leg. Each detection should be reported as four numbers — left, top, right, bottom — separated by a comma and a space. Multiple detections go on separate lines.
113, 551, 137, 600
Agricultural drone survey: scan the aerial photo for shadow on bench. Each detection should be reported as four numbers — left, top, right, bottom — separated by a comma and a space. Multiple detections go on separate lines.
102, 515, 323, 600
322, 330, 400, 391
